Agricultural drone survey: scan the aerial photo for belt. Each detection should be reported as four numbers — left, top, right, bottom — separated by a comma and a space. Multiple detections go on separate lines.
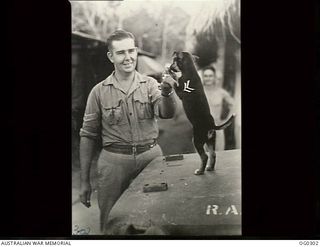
103, 140, 157, 155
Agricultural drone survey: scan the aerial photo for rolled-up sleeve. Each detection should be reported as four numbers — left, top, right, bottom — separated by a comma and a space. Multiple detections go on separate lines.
79, 85, 101, 140
147, 78, 162, 117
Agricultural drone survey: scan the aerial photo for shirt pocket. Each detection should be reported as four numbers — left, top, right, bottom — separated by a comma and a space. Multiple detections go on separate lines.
102, 100, 126, 126
133, 92, 153, 120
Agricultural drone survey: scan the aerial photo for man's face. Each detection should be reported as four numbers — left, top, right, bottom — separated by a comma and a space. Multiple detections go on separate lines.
107, 38, 137, 74
203, 69, 216, 86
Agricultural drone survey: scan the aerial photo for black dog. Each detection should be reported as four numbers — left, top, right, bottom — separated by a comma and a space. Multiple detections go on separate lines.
168, 51, 235, 175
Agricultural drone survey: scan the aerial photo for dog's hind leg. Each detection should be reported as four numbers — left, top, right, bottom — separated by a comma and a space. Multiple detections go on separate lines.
193, 130, 208, 175
205, 129, 216, 171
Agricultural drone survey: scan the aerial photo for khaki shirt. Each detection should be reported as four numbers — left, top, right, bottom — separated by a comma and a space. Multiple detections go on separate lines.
80, 71, 162, 146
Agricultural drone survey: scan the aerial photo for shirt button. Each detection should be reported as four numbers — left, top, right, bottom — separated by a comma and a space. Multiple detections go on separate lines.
129, 113, 132, 115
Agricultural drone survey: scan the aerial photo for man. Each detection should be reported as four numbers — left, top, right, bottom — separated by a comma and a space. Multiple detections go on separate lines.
202, 66, 234, 150
79, 30, 176, 233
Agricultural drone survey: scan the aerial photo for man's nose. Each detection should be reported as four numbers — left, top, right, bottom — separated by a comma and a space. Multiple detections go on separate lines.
124, 51, 131, 60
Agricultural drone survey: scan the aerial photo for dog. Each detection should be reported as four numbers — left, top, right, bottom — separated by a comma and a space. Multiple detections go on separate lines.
168, 51, 235, 175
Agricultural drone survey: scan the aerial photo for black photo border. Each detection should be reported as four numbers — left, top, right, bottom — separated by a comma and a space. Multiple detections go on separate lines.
2, 0, 319, 239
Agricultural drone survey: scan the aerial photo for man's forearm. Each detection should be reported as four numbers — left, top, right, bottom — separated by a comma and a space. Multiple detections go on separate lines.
79, 137, 96, 183
158, 94, 176, 119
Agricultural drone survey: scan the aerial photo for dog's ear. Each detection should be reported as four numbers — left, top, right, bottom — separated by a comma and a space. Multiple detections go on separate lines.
192, 55, 199, 62
173, 51, 184, 59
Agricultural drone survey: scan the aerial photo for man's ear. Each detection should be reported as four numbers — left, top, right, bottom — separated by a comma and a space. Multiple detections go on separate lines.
107, 51, 114, 63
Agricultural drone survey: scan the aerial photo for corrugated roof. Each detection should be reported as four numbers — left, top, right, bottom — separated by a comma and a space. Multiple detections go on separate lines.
72, 31, 156, 58
72, 31, 105, 43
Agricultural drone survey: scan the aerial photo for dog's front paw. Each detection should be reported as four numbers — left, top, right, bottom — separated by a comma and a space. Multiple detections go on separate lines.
194, 169, 205, 175
162, 74, 178, 88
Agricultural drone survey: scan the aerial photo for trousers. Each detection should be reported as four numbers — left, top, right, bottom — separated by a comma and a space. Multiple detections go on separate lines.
96, 144, 163, 233
215, 130, 225, 151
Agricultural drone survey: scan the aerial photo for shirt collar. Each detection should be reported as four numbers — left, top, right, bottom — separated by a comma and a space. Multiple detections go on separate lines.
102, 71, 147, 86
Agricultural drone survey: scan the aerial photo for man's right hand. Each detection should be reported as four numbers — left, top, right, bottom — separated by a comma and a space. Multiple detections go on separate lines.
79, 181, 92, 208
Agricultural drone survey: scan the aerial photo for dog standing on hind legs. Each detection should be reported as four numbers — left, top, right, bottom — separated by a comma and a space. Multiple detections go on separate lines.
168, 51, 235, 175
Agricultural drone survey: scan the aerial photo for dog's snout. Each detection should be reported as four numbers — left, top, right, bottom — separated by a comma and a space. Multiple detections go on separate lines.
169, 63, 175, 71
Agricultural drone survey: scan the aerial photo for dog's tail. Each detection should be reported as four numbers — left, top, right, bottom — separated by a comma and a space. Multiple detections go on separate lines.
212, 114, 236, 130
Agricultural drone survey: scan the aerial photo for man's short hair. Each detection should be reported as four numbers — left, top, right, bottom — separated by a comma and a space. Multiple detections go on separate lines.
202, 65, 216, 74
106, 29, 136, 52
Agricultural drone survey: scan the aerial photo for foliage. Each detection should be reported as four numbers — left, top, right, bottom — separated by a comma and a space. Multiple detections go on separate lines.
71, 1, 191, 61
122, 4, 190, 61
71, 0, 240, 65
71, 1, 122, 41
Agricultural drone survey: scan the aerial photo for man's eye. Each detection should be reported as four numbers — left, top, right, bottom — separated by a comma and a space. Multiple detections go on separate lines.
129, 49, 135, 53
117, 51, 124, 54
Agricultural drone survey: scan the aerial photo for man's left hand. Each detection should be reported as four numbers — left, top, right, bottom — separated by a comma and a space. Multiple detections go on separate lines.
161, 75, 178, 96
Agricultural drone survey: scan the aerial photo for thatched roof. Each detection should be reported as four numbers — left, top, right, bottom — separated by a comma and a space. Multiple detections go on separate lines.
187, 0, 240, 44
